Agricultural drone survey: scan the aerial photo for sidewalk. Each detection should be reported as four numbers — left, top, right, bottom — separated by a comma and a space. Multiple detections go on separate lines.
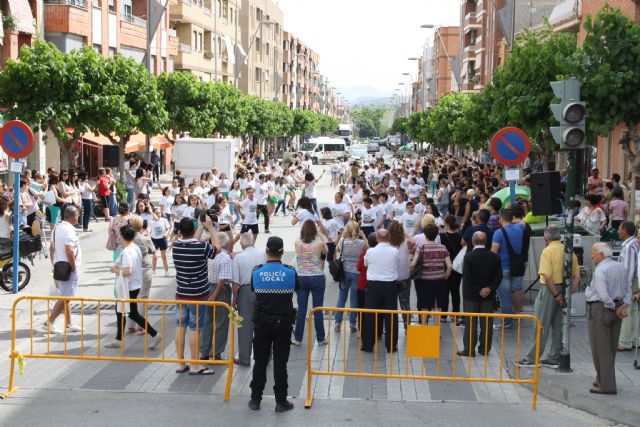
503, 308, 640, 426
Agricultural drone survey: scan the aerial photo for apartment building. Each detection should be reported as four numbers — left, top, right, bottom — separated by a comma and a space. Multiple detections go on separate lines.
1, 0, 41, 68
282, 30, 320, 112
427, 26, 459, 105
238, 0, 282, 100
170, 0, 243, 83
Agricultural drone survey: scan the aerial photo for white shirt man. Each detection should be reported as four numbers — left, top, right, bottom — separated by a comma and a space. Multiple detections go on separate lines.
241, 193, 259, 225
365, 241, 399, 282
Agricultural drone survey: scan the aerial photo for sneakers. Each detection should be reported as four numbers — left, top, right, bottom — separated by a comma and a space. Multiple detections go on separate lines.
291, 339, 301, 346
350, 325, 358, 333
149, 334, 163, 350
540, 358, 560, 368
40, 323, 63, 335
515, 358, 535, 367
66, 324, 83, 333
493, 323, 513, 331
317, 339, 328, 346
248, 400, 261, 411
275, 400, 294, 412
164, 270, 173, 278
105, 340, 123, 349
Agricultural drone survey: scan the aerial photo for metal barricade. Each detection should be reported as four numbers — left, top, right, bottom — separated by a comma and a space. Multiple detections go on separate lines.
1, 296, 235, 400
305, 307, 542, 410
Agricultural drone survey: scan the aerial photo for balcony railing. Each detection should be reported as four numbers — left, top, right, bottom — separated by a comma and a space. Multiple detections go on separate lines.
178, 43, 192, 53
121, 12, 147, 28
45, 0, 88, 8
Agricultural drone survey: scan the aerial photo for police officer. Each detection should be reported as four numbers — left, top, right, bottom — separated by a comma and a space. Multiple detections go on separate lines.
248, 236, 297, 412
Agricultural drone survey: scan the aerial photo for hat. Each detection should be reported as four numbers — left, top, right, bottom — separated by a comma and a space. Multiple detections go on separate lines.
466, 189, 476, 198
266, 236, 284, 253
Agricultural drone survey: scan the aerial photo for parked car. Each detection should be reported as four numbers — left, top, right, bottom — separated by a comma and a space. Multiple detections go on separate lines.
367, 142, 380, 153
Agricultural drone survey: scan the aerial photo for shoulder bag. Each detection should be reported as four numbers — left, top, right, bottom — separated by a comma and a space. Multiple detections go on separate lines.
105, 220, 117, 251
52, 228, 73, 282
500, 226, 526, 277
409, 244, 425, 280
329, 239, 346, 283
452, 245, 467, 274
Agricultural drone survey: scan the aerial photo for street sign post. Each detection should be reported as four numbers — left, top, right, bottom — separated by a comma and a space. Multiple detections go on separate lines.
491, 127, 531, 206
0, 120, 34, 294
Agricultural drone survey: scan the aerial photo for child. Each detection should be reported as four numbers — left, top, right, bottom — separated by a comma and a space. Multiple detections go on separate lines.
399, 201, 420, 236
359, 197, 377, 237
320, 207, 342, 262
149, 207, 171, 276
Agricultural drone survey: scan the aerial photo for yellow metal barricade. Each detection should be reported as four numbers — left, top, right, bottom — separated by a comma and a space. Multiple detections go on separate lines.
305, 307, 541, 410
1, 296, 235, 400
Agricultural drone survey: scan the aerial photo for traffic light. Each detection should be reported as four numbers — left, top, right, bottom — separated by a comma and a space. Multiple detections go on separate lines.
550, 78, 587, 150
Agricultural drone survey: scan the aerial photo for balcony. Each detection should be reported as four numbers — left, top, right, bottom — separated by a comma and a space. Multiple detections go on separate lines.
178, 43, 191, 53
464, 12, 480, 34
170, 0, 214, 30
121, 12, 146, 28
44, 0, 90, 37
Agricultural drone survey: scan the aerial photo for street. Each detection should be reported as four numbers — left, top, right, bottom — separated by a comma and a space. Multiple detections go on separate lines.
0, 164, 622, 426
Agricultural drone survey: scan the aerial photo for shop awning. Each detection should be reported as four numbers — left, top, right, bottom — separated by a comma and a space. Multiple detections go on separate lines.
8, 0, 36, 34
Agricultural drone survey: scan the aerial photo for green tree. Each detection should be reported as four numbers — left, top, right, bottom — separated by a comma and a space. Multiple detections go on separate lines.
0, 41, 113, 169
157, 72, 217, 141
291, 109, 320, 141
575, 5, 640, 173
451, 88, 497, 149
351, 107, 385, 138
489, 26, 576, 169
91, 54, 168, 181
317, 114, 339, 135
390, 116, 409, 135
212, 82, 250, 137
422, 92, 468, 147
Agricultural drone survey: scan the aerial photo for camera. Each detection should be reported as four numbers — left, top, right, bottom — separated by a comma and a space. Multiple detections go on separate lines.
197, 204, 220, 223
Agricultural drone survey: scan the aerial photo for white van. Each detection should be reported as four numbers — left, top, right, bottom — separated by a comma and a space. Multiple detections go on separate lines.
300, 137, 347, 164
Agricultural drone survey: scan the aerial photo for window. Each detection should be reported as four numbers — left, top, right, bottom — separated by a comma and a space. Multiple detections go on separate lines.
198, 33, 203, 52
266, 43, 270, 56
256, 8, 262, 23
193, 30, 198, 50
123, 0, 132, 16
108, 0, 115, 12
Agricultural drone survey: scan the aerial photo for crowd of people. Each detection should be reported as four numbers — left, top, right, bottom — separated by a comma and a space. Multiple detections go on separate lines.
27, 144, 638, 407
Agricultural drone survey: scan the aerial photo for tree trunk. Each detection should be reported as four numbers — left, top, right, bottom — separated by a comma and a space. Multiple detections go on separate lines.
59, 140, 73, 171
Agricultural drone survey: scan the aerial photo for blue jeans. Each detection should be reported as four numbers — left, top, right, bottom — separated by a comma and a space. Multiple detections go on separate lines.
310, 198, 319, 216
497, 269, 524, 327
82, 199, 93, 230
229, 203, 241, 225
108, 193, 117, 216
335, 271, 359, 325
294, 275, 326, 343
126, 188, 134, 207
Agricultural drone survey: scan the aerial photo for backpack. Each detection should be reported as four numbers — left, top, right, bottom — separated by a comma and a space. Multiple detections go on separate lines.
500, 226, 526, 277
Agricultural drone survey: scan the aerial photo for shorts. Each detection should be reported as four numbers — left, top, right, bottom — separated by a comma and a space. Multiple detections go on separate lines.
241, 224, 259, 235
99, 195, 109, 209
219, 224, 231, 232
151, 237, 168, 251
175, 302, 207, 330
56, 270, 79, 297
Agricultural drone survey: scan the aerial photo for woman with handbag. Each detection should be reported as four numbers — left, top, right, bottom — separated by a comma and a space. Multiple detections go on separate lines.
410, 224, 452, 324
108, 202, 131, 261
439, 214, 463, 324
292, 220, 328, 346
106, 225, 161, 349
333, 221, 368, 333
389, 220, 414, 330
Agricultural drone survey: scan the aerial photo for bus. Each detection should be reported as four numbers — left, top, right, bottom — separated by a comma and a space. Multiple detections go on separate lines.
337, 124, 353, 146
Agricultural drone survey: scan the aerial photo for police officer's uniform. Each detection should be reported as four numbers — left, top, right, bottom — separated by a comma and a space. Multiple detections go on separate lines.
249, 237, 298, 411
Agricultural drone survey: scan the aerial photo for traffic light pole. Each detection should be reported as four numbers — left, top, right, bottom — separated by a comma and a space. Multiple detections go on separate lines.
559, 148, 577, 373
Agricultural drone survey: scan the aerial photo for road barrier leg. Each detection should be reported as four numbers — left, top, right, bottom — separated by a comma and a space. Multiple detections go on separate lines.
1, 301, 19, 399
305, 312, 313, 409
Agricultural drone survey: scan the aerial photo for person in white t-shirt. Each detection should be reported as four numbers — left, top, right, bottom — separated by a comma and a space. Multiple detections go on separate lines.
254, 174, 271, 234
107, 225, 161, 349
371, 194, 386, 230
407, 177, 422, 203
42, 207, 82, 335
328, 192, 351, 227
238, 187, 260, 243
79, 174, 96, 233
391, 192, 408, 220
181, 195, 200, 220
149, 206, 171, 276
360, 197, 377, 237
320, 207, 343, 262
399, 202, 421, 236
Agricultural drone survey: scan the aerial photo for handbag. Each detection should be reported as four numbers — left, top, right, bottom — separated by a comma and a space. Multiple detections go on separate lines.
409, 245, 424, 280
500, 227, 526, 277
106, 221, 117, 251
43, 190, 56, 206
52, 228, 72, 281
452, 246, 467, 274
329, 239, 345, 283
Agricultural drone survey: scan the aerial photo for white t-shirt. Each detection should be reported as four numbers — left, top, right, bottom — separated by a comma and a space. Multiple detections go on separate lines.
392, 201, 407, 218
228, 189, 241, 202
322, 218, 342, 243
415, 203, 427, 217
116, 244, 142, 291
171, 204, 186, 223
255, 182, 268, 204
182, 206, 196, 219
218, 178, 231, 193
150, 217, 170, 240
204, 194, 217, 209
305, 181, 315, 199
360, 206, 377, 226
219, 205, 233, 225
241, 199, 259, 225
53, 221, 81, 265
296, 209, 317, 226
328, 202, 349, 226
80, 182, 94, 200
160, 195, 173, 214
408, 184, 422, 199
400, 212, 421, 236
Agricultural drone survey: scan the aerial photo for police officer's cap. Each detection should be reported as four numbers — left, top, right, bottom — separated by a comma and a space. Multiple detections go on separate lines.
266, 236, 284, 253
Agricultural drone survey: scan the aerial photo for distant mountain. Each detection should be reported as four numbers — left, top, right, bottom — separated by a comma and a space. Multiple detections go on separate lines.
352, 97, 394, 108
336, 86, 392, 104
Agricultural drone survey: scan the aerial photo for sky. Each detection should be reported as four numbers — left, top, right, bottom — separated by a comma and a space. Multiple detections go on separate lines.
275, 0, 460, 101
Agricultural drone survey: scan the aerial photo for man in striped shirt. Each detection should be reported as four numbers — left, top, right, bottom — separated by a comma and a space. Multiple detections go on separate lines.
617, 221, 639, 351
172, 216, 220, 375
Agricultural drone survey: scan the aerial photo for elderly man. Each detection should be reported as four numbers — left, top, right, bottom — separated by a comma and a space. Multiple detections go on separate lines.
362, 229, 400, 353
617, 221, 639, 352
517, 226, 580, 368
232, 232, 266, 366
201, 232, 233, 361
586, 242, 631, 394
458, 232, 502, 357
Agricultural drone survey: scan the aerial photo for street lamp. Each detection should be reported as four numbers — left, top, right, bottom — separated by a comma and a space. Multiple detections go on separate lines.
234, 19, 276, 86
421, 24, 459, 88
